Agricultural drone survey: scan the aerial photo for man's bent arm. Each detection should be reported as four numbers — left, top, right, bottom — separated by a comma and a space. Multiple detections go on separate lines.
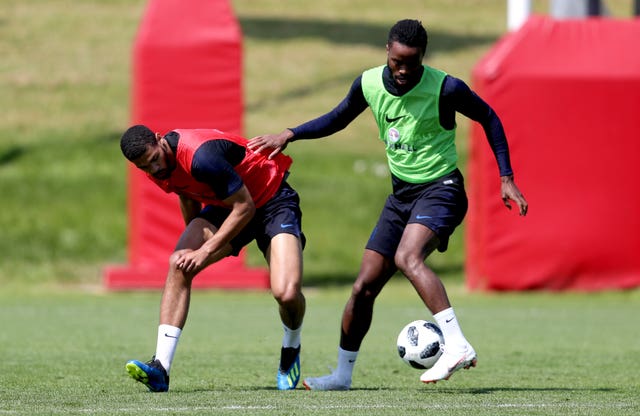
199, 185, 256, 257
179, 195, 202, 226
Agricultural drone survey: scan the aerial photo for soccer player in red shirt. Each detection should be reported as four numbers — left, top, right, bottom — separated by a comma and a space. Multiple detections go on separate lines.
120, 125, 306, 391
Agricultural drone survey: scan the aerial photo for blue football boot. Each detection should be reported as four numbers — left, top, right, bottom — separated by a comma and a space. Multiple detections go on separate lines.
277, 346, 301, 390
125, 357, 169, 392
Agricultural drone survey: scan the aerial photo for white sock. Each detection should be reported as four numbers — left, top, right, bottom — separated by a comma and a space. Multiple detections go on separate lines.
282, 323, 302, 349
433, 307, 468, 349
335, 347, 358, 380
155, 324, 181, 374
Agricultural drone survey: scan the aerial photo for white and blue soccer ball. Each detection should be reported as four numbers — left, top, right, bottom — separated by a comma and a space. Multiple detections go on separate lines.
396, 320, 444, 369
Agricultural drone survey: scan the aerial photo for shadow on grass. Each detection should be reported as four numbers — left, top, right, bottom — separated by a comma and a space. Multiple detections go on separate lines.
444, 386, 618, 394
240, 17, 497, 112
176, 385, 618, 393
0, 128, 124, 166
245, 71, 358, 112
92, 129, 124, 142
304, 263, 464, 288
185, 385, 395, 392
0, 145, 26, 166
1, 128, 122, 160
238, 16, 496, 52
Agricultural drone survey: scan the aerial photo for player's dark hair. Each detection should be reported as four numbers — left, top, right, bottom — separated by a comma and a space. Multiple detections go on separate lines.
387, 19, 428, 53
120, 124, 156, 161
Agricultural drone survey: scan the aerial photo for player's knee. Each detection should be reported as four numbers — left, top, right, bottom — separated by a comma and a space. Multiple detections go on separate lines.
272, 283, 302, 306
168, 252, 182, 270
394, 250, 422, 276
167, 252, 196, 280
351, 279, 378, 302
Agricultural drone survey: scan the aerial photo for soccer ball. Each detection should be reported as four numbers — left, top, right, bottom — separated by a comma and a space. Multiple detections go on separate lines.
396, 320, 444, 369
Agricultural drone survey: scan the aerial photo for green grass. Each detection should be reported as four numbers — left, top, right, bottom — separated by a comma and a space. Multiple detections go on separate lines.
0, 0, 538, 285
2, 1, 640, 414
1, 0, 635, 284
1, 283, 639, 415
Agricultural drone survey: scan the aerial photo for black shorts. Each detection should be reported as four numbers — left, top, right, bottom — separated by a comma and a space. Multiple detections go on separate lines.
197, 180, 305, 256
366, 169, 467, 257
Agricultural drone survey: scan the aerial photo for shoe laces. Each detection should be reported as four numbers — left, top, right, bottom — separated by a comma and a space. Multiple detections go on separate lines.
146, 356, 168, 374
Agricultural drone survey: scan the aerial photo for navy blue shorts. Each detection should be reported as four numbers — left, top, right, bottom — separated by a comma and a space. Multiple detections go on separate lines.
366, 169, 467, 257
197, 180, 305, 256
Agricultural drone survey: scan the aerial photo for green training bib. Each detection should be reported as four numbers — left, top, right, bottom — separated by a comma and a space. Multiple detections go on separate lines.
361, 65, 457, 183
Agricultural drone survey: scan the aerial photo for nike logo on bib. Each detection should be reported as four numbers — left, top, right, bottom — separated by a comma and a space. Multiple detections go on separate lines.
385, 115, 405, 123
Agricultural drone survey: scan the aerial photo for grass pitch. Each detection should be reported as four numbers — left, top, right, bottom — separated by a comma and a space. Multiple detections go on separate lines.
1, 283, 639, 415
2, 1, 640, 415
1, 0, 636, 284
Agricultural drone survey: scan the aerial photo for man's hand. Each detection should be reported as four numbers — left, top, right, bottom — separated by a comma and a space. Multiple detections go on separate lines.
247, 129, 293, 159
500, 175, 528, 216
174, 248, 209, 274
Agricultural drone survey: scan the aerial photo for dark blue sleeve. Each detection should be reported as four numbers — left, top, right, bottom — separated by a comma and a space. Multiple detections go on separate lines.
440, 75, 513, 177
190, 140, 245, 200
289, 76, 368, 140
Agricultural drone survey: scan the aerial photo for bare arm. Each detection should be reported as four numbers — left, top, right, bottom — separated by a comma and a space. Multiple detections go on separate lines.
201, 184, 255, 255
174, 185, 256, 273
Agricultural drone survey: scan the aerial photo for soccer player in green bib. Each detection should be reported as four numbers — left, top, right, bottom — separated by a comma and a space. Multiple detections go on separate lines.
249, 19, 528, 389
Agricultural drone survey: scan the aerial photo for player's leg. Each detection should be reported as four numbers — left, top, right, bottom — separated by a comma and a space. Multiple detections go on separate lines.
160, 218, 231, 328
268, 233, 305, 332
340, 194, 404, 352
267, 232, 306, 390
395, 224, 476, 383
302, 249, 397, 391
341, 249, 397, 351
395, 169, 476, 383
267, 233, 305, 330
258, 181, 306, 390
126, 215, 232, 392
394, 223, 450, 314
303, 195, 403, 391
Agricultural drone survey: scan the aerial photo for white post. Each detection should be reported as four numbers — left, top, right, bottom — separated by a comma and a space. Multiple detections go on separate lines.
507, 0, 532, 31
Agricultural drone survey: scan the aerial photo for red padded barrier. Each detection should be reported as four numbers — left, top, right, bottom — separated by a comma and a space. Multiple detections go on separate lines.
105, 0, 269, 289
466, 16, 640, 291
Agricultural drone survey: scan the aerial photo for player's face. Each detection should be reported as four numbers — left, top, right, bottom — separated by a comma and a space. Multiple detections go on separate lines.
132, 138, 173, 180
386, 41, 424, 87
